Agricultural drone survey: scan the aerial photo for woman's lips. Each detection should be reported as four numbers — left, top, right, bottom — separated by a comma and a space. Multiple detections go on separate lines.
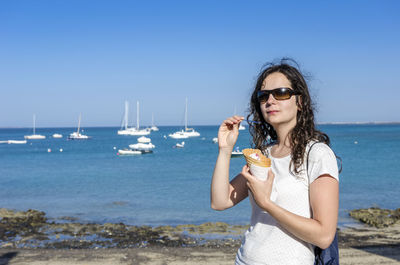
267, 110, 279, 115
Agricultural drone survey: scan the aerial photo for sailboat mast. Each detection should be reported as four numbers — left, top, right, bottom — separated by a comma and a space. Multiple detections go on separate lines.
77, 114, 81, 134
136, 101, 139, 130
33, 114, 36, 135
124, 101, 128, 130
185, 98, 188, 130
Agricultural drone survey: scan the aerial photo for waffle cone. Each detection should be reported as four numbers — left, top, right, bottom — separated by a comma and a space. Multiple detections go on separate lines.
242, 148, 271, 168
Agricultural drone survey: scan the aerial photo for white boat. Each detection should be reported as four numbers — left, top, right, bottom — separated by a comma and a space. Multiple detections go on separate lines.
169, 98, 200, 138
117, 101, 134, 135
24, 114, 46, 140
0, 140, 27, 144
129, 135, 155, 151
118, 101, 151, 136
233, 106, 245, 131
52, 133, 63, 138
231, 147, 243, 157
117, 149, 142, 155
118, 128, 150, 135
212, 137, 218, 144
150, 113, 159, 131
175, 141, 185, 148
9, 140, 27, 144
69, 132, 89, 139
137, 136, 151, 143
169, 130, 189, 139
129, 142, 155, 151
24, 134, 46, 140
68, 114, 90, 140
184, 127, 200, 137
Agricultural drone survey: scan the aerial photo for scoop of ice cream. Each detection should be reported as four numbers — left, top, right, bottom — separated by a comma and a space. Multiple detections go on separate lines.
249, 153, 260, 160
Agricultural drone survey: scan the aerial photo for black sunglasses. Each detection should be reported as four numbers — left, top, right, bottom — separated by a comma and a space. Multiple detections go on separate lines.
257, 87, 301, 102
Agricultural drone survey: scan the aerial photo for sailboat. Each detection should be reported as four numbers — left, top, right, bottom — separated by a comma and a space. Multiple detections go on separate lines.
169, 98, 200, 139
117, 101, 132, 135
150, 113, 159, 131
68, 114, 90, 140
117, 101, 150, 136
234, 106, 245, 130
24, 114, 46, 139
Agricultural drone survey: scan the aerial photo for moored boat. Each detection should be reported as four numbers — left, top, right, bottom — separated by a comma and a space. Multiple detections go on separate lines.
117, 149, 142, 155
169, 98, 200, 138
231, 147, 243, 157
174, 141, 185, 148
129, 142, 155, 151
68, 114, 90, 140
150, 113, 159, 131
137, 136, 151, 143
118, 101, 151, 136
0, 140, 27, 144
169, 130, 189, 139
24, 114, 46, 140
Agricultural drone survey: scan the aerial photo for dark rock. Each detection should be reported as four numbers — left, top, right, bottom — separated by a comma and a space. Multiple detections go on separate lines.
349, 207, 400, 228
0, 209, 47, 240
57, 216, 79, 222
0, 208, 243, 249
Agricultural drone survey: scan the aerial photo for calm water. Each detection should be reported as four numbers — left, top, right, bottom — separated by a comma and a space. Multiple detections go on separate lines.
1, 124, 399, 228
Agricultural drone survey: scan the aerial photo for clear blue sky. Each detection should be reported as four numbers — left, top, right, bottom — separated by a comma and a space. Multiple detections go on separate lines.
1, 0, 399, 127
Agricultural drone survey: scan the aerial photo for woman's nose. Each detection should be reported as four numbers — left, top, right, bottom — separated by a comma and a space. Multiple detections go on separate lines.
266, 93, 275, 104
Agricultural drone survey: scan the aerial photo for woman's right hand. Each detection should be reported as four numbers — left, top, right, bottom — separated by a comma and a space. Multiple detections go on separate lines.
218, 116, 244, 152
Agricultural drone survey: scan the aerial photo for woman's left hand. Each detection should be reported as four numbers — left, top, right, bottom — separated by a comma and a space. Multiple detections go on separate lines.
241, 165, 275, 210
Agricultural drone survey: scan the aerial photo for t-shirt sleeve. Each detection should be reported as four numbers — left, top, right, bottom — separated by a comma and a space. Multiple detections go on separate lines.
307, 143, 339, 184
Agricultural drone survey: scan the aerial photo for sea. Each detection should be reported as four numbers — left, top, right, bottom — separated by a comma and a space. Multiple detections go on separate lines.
1, 124, 399, 228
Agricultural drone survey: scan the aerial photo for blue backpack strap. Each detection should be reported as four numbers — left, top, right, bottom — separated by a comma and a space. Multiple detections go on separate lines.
314, 234, 339, 265
307, 142, 339, 265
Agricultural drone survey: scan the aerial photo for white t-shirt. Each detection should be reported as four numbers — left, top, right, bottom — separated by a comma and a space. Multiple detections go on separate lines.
235, 142, 339, 265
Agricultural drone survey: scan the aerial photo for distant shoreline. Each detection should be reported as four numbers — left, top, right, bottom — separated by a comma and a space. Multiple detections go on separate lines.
1, 121, 400, 129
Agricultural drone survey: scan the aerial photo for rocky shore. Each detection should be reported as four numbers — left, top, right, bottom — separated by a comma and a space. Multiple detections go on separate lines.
1, 208, 400, 264
1, 207, 400, 249
0, 208, 243, 249
349, 207, 400, 228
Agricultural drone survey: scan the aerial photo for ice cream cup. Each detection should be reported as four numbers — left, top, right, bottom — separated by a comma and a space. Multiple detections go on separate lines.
242, 148, 277, 201
242, 148, 271, 181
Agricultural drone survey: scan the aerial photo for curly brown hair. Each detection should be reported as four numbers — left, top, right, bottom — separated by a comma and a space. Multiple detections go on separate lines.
247, 58, 330, 174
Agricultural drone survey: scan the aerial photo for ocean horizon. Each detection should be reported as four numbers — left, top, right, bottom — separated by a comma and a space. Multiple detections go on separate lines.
1, 120, 400, 129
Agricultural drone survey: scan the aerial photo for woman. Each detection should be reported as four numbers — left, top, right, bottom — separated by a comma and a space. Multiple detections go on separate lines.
211, 59, 339, 265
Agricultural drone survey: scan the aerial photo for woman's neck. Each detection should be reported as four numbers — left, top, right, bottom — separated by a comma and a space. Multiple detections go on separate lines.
274, 121, 295, 150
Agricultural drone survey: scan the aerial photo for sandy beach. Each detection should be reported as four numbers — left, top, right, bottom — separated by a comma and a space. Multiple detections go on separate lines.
1, 243, 400, 265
